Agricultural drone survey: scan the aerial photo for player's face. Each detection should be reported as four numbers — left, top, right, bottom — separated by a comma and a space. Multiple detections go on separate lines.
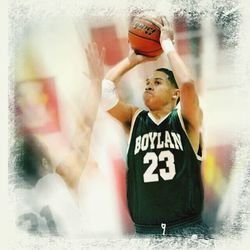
143, 71, 178, 111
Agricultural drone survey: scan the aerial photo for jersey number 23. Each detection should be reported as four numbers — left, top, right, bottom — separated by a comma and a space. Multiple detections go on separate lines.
143, 150, 176, 183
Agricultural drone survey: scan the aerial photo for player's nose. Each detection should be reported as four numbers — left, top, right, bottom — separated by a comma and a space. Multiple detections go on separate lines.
145, 81, 154, 91
145, 86, 153, 91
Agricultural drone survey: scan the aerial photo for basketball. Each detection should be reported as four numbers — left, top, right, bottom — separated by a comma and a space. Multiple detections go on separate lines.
128, 16, 163, 57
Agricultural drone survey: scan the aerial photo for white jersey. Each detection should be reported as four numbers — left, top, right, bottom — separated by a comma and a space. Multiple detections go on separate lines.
16, 173, 84, 238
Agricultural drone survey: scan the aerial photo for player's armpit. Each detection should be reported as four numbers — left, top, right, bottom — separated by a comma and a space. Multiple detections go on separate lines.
177, 92, 203, 155
108, 101, 139, 129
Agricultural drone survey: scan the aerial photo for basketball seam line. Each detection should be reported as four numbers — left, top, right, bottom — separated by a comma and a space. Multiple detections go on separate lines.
128, 31, 161, 45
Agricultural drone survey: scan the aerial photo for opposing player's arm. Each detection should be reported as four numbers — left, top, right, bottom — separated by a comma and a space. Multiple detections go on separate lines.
104, 49, 159, 129
82, 44, 105, 131
56, 43, 105, 189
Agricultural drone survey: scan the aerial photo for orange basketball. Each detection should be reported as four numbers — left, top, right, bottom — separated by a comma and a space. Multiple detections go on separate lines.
128, 17, 163, 57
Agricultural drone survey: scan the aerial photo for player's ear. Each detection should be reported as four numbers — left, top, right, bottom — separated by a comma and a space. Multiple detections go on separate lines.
172, 89, 180, 100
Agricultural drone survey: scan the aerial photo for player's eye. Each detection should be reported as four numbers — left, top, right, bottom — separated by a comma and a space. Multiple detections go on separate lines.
155, 80, 160, 85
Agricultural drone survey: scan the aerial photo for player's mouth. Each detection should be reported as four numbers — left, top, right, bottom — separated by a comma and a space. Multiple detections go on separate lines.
144, 90, 154, 96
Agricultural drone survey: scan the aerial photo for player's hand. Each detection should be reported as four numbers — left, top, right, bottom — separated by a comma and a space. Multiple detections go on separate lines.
128, 47, 160, 65
85, 42, 105, 81
150, 16, 174, 44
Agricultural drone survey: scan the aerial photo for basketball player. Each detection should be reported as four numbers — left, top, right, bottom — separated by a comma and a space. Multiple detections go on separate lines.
15, 43, 105, 237
101, 17, 209, 237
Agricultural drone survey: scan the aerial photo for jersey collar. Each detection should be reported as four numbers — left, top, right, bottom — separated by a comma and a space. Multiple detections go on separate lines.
147, 112, 171, 126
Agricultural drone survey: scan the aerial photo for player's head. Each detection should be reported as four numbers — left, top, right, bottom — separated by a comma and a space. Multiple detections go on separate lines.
143, 68, 180, 111
15, 135, 53, 188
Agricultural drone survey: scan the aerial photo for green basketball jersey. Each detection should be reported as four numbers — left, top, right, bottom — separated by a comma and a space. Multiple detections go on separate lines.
127, 108, 204, 226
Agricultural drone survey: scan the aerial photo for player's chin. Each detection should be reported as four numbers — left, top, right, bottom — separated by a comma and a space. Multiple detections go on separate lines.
143, 94, 151, 106
144, 96, 157, 110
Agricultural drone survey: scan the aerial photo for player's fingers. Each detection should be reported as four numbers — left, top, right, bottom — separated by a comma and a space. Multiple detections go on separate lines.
88, 42, 92, 52
86, 42, 105, 77
88, 42, 95, 57
85, 48, 90, 61
87, 42, 95, 58
128, 44, 135, 56
169, 20, 174, 30
100, 47, 106, 65
87, 43, 98, 65
85, 46, 95, 70
82, 70, 90, 79
161, 16, 170, 27
128, 43, 133, 51
137, 13, 147, 19
92, 42, 98, 55
150, 54, 161, 61
93, 42, 104, 64
148, 18, 163, 29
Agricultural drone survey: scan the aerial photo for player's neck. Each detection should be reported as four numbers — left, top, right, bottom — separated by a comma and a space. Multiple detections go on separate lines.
149, 104, 174, 120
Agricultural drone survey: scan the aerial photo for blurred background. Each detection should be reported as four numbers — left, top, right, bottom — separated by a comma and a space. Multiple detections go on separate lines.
9, 0, 250, 240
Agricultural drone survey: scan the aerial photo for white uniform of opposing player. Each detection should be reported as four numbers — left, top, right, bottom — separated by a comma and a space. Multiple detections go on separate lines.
16, 157, 123, 237
16, 173, 84, 237
15, 44, 122, 237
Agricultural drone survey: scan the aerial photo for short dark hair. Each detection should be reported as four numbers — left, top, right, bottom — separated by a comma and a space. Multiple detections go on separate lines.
15, 135, 52, 188
156, 68, 178, 89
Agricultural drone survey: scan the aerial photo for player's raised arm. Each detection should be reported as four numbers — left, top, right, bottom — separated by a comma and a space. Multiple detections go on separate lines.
56, 43, 105, 189
149, 17, 202, 154
103, 49, 159, 129
72, 43, 105, 162
158, 17, 202, 129
82, 43, 105, 130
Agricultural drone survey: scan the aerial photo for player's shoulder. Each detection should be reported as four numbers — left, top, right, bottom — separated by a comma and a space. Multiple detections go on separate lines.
15, 187, 36, 207
36, 173, 63, 188
167, 105, 180, 121
133, 109, 148, 121
35, 173, 68, 199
